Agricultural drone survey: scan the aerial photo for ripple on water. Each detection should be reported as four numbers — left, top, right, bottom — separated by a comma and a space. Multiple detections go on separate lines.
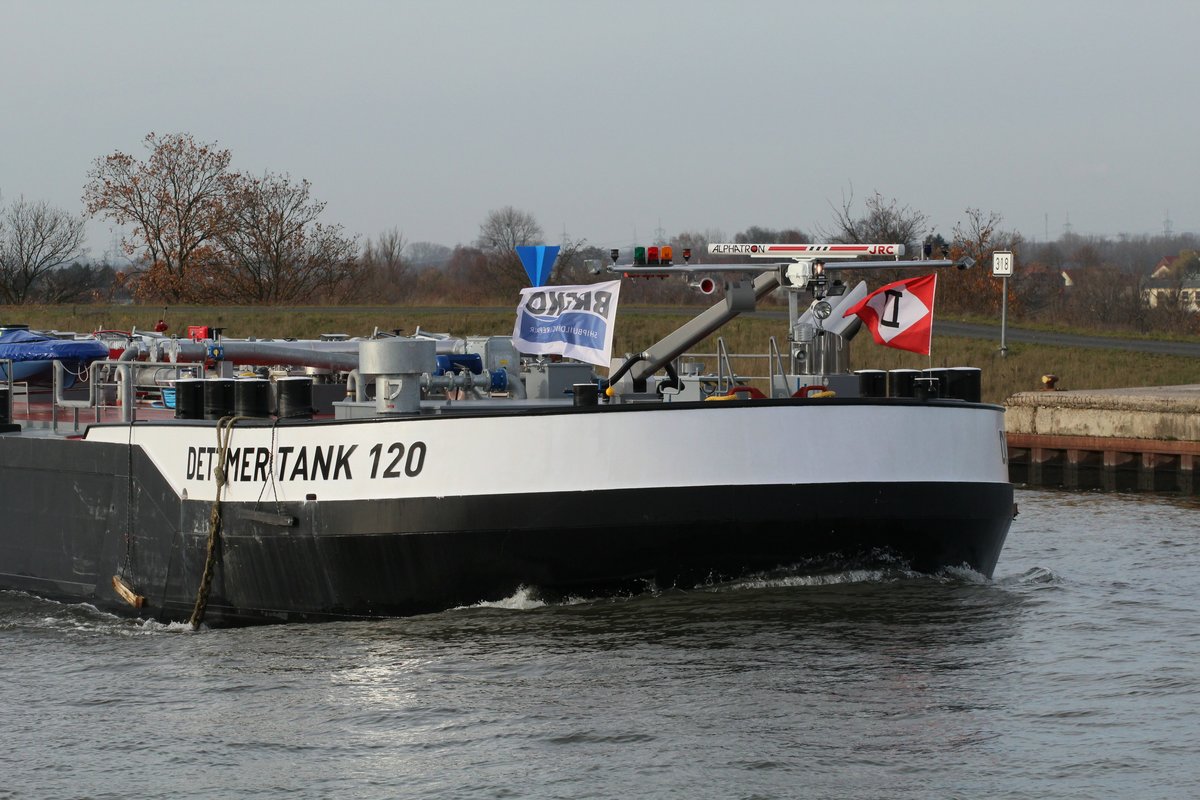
3, 489, 1200, 798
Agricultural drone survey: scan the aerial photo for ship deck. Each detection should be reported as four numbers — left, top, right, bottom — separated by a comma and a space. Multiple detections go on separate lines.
3, 385, 171, 434
2, 383, 331, 436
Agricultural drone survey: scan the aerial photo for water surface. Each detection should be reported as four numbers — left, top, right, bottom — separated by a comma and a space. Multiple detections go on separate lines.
2, 488, 1198, 799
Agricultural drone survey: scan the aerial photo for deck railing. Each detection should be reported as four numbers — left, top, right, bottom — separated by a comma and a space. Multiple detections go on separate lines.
46, 358, 195, 433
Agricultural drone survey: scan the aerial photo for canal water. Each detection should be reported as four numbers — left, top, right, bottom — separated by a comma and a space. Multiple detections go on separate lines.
2, 488, 1198, 799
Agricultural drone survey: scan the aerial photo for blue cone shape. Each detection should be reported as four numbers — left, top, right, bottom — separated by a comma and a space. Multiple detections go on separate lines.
515, 245, 560, 287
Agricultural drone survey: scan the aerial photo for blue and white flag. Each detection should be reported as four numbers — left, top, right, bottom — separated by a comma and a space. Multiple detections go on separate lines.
511, 280, 621, 367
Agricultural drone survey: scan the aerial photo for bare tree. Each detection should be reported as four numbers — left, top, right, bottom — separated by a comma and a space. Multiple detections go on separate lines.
83, 132, 238, 301
366, 228, 408, 274
1071, 241, 1104, 270
820, 189, 929, 248
475, 206, 544, 293
359, 227, 410, 302
0, 197, 87, 304
1063, 265, 1147, 331
735, 226, 810, 245
36, 261, 118, 304
672, 229, 727, 263
405, 241, 452, 270
941, 208, 1025, 315
476, 206, 544, 253
541, 236, 592, 284
440, 245, 493, 303
217, 172, 359, 303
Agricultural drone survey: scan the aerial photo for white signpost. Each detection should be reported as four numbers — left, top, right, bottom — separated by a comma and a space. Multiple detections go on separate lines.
993, 251, 1014, 355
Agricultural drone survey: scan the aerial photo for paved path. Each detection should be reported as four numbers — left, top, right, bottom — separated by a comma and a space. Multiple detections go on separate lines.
275, 305, 1200, 358
746, 312, 1200, 358
934, 321, 1200, 357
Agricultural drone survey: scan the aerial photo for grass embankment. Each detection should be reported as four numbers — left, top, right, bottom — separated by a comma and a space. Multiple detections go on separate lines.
4, 305, 1197, 406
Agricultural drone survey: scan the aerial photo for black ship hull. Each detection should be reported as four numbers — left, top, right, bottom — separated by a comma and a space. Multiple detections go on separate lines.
1, 433, 1011, 626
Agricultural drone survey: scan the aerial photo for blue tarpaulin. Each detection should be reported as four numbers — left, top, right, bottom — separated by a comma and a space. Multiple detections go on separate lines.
0, 329, 108, 384
0, 329, 109, 362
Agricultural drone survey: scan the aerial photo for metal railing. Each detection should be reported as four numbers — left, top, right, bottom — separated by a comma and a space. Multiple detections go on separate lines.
49, 358, 195, 433
678, 335, 785, 395
1, 359, 12, 424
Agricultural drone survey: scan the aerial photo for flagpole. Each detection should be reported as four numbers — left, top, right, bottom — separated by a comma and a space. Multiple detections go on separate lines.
927, 288, 933, 369
927, 337, 933, 390
928, 274, 935, 381
927, 281, 934, 392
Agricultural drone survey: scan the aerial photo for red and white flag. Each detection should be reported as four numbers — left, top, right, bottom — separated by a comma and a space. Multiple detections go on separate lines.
841, 273, 937, 356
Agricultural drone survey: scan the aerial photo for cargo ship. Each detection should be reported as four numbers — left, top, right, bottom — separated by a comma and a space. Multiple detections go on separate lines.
0, 244, 1013, 626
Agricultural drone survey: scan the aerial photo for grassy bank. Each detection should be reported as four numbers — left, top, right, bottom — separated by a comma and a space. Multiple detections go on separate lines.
4, 304, 1197, 405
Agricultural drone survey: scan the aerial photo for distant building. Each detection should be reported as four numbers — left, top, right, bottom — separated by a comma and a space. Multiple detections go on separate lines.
1151, 255, 1178, 279
1143, 256, 1200, 312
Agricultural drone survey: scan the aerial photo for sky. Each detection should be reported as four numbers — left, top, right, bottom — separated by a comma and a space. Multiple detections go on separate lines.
3, 0, 1198, 262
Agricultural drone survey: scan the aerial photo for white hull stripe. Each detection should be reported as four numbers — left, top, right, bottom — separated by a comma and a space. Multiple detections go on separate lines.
84, 403, 1009, 504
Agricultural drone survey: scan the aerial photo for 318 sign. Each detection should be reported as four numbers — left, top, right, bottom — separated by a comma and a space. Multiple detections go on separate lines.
992, 251, 1014, 277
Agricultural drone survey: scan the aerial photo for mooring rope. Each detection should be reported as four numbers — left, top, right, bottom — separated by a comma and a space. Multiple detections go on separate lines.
255, 415, 286, 516
120, 416, 136, 578
189, 415, 248, 630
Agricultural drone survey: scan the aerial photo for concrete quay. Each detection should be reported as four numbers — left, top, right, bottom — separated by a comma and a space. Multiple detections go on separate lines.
1005, 385, 1200, 494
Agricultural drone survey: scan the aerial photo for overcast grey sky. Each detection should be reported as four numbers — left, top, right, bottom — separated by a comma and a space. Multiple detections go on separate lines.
3, 0, 1197, 260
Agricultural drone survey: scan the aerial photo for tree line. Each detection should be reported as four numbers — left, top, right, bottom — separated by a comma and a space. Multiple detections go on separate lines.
1, 132, 1197, 336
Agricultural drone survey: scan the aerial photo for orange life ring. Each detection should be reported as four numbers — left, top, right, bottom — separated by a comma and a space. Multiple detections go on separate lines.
793, 385, 829, 398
